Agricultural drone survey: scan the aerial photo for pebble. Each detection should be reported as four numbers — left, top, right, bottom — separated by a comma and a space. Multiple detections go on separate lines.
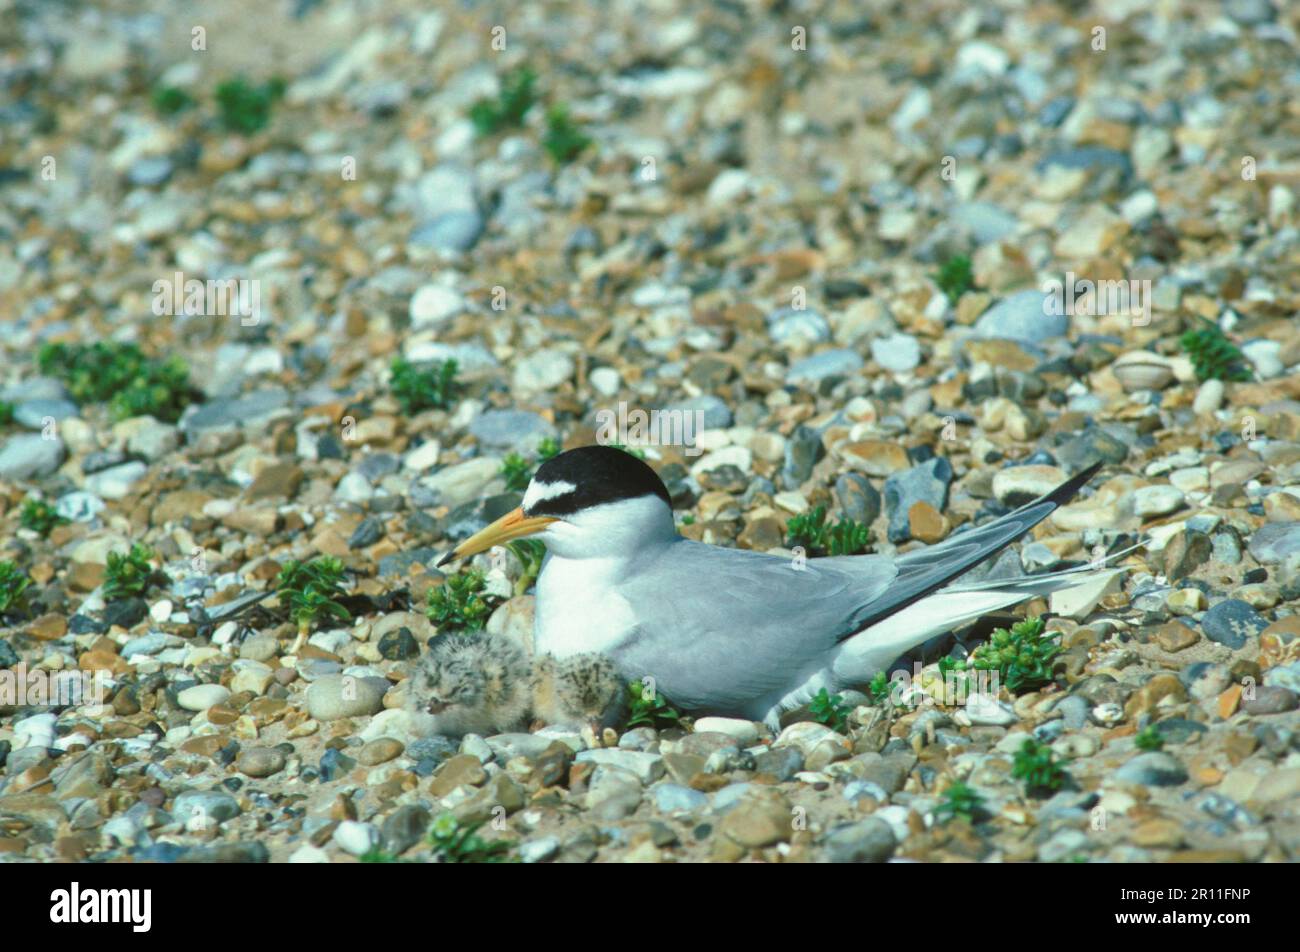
1114, 752, 1189, 787
332, 820, 380, 856
822, 818, 896, 863
305, 675, 388, 720
1200, 599, 1267, 650
870, 333, 922, 372
691, 717, 762, 746
408, 284, 465, 328
519, 836, 561, 864
785, 348, 863, 387
973, 290, 1068, 343
1242, 686, 1298, 716
1163, 585, 1206, 616
176, 684, 232, 712
767, 308, 830, 345
653, 784, 710, 814
992, 465, 1064, 506
172, 791, 241, 827
0, 434, 66, 480
1133, 485, 1185, 518
236, 747, 287, 778
883, 457, 952, 543
575, 749, 665, 785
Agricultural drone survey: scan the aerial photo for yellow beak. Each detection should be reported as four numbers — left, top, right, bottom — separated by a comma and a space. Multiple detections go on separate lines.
436, 507, 558, 567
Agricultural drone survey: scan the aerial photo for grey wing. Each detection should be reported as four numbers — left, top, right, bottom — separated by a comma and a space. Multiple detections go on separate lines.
611, 539, 896, 713
833, 458, 1104, 641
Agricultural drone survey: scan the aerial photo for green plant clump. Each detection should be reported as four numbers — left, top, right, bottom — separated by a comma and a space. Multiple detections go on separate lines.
1180, 320, 1252, 382
20, 498, 68, 537
507, 538, 546, 596
866, 671, 894, 706
152, 85, 195, 115
277, 557, 350, 634
103, 544, 156, 602
934, 254, 974, 304
215, 76, 286, 134
960, 617, 1061, 695
500, 453, 532, 492
427, 568, 494, 633
37, 342, 194, 423
500, 437, 565, 492
626, 679, 681, 730
0, 561, 32, 615
1012, 738, 1069, 797
935, 780, 986, 824
542, 104, 591, 165
428, 811, 512, 863
0, 401, 13, 425
785, 505, 872, 557
536, 436, 561, 463
390, 357, 458, 414
1134, 724, 1164, 752
809, 686, 852, 733
468, 66, 537, 135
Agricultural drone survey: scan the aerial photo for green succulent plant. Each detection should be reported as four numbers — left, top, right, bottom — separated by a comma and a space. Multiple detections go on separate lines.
933, 254, 974, 304
37, 342, 194, 422
542, 104, 591, 164
866, 670, 894, 706
1134, 724, 1164, 752
1012, 738, 1068, 798
809, 687, 852, 733
152, 85, 195, 115
507, 538, 546, 596
428, 811, 512, 863
215, 76, 286, 134
277, 557, 350, 635
468, 66, 537, 136
20, 498, 67, 537
426, 568, 494, 633
0, 561, 32, 615
626, 679, 681, 730
935, 780, 985, 823
103, 544, 156, 602
1179, 320, 1252, 382
957, 617, 1061, 695
785, 506, 872, 557
390, 357, 459, 414
500, 453, 532, 492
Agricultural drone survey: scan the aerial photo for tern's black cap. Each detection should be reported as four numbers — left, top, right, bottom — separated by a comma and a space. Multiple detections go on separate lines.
523, 445, 671, 517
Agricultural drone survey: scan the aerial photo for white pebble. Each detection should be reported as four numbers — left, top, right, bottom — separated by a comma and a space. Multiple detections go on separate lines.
332, 820, 380, 856
176, 684, 231, 712
692, 717, 763, 745
149, 599, 173, 623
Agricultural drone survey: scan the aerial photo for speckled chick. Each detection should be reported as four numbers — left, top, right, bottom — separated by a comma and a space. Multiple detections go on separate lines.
405, 635, 532, 737
531, 652, 627, 731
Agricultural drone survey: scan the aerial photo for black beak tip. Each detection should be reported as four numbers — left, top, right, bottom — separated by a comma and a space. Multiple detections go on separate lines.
436, 550, 456, 568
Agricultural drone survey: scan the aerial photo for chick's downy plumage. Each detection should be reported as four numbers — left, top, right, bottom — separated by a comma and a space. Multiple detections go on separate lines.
406, 635, 531, 737
531, 652, 627, 731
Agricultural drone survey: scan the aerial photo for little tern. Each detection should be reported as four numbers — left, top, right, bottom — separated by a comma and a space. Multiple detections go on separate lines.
439, 445, 1115, 730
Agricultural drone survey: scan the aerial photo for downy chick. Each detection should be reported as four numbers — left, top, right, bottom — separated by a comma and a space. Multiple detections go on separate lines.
531, 653, 627, 735
406, 635, 532, 737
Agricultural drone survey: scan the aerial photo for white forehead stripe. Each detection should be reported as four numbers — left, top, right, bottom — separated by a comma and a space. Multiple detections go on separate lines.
523, 479, 577, 510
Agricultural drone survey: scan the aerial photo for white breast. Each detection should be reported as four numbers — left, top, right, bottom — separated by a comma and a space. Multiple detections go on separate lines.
534, 553, 639, 658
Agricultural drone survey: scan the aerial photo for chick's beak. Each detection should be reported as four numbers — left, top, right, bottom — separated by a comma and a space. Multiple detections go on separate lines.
436, 507, 558, 567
